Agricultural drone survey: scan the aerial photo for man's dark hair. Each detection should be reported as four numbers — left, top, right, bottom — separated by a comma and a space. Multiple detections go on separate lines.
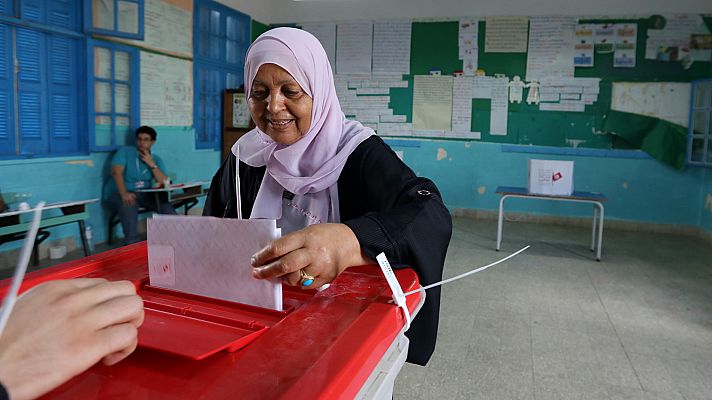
136, 126, 157, 141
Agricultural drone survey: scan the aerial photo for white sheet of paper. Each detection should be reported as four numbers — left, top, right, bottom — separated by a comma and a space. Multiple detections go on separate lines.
301, 22, 337, 72
148, 215, 283, 310
413, 75, 453, 131
490, 77, 509, 135
372, 21, 411, 75
452, 76, 474, 132
336, 22, 373, 75
485, 16, 529, 53
526, 16, 576, 81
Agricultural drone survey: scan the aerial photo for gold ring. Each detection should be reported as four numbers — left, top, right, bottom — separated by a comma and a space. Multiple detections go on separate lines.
299, 269, 315, 287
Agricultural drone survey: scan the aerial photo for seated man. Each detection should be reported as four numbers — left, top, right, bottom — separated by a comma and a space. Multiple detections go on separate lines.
105, 126, 176, 245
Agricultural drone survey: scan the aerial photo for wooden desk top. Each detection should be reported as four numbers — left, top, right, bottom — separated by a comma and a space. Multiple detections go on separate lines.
135, 181, 209, 193
0, 198, 99, 218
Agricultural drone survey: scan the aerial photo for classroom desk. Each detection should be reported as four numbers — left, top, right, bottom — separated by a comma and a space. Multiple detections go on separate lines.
495, 186, 607, 261
0, 199, 98, 265
0, 242, 423, 399
136, 181, 209, 215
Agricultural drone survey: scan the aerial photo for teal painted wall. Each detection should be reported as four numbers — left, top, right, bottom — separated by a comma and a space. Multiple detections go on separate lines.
2, 132, 710, 256
390, 140, 707, 226
1, 127, 220, 251
700, 169, 712, 234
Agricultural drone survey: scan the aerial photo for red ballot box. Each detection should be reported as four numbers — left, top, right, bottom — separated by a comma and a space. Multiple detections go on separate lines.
0, 242, 423, 399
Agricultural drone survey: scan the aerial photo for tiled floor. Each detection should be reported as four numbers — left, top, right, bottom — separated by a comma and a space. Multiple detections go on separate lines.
394, 217, 712, 399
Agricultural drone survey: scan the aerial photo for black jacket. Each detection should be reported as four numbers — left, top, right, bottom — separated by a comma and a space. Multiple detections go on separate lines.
203, 136, 452, 365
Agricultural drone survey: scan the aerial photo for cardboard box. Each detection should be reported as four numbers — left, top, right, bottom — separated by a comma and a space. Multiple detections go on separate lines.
528, 159, 574, 195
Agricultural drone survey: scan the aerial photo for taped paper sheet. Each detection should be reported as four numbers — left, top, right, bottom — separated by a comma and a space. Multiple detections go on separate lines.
148, 215, 283, 310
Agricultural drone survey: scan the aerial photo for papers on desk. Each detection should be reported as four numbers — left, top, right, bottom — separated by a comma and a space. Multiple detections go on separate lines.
148, 215, 283, 310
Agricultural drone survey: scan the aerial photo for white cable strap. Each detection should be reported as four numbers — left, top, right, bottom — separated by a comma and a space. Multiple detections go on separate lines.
403, 245, 530, 297
235, 144, 242, 219
0, 202, 45, 337
376, 245, 530, 331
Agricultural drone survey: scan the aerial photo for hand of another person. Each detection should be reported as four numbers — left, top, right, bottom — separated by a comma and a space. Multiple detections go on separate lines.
251, 223, 371, 288
121, 191, 136, 207
138, 150, 155, 168
0, 279, 144, 400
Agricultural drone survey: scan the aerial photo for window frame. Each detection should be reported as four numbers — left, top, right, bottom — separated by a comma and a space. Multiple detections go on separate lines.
86, 39, 140, 152
84, 0, 145, 40
687, 78, 712, 168
193, 0, 249, 150
0, 0, 86, 160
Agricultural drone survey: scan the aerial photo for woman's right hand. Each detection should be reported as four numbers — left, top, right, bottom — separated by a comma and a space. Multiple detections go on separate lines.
121, 191, 136, 206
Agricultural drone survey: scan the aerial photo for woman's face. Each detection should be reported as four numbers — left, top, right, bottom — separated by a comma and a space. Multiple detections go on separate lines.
249, 63, 313, 145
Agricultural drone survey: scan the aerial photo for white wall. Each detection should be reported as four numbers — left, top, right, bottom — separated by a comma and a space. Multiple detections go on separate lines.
239, 0, 712, 24
218, 0, 271, 23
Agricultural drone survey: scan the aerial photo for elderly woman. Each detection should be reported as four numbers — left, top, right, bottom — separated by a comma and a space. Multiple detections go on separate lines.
203, 27, 451, 365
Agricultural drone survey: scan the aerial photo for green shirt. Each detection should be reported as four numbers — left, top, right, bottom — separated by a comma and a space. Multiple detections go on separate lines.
104, 146, 167, 199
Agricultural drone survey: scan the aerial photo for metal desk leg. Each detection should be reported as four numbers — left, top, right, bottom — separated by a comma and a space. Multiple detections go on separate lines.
78, 220, 91, 256
596, 202, 604, 261
591, 205, 598, 251
496, 195, 507, 251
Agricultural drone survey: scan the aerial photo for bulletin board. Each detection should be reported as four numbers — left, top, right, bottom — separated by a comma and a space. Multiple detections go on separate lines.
386, 17, 712, 150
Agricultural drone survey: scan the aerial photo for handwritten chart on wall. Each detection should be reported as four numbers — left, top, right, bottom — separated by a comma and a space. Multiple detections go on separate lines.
119, 0, 192, 58
140, 52, 193, 126
611, 82, 691, 127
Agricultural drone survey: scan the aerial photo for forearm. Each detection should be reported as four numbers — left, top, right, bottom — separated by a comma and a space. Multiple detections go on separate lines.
112, 172, 129, 195
150, 167, 168, 183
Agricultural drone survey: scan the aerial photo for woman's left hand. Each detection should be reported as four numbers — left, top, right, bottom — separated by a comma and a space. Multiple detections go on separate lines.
251, 223, 372, 288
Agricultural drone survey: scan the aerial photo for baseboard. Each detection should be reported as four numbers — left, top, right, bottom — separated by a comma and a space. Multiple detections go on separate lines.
451, 207, 712, 244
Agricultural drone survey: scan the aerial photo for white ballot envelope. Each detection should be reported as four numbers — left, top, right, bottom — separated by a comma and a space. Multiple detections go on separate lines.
147, 215, 282, 310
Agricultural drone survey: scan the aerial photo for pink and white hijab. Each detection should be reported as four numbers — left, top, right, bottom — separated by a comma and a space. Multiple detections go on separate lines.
232, 27, 373, 226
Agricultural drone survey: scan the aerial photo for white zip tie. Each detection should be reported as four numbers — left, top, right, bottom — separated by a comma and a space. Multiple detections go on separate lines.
376, 245, 530, 331
403, 245, 530, 297
0, 202, 45, 337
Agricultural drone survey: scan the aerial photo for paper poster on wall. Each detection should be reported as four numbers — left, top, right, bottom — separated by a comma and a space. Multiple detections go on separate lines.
232, 93, 250, 128
336, 22, 373, 75
538, 77, 600, 111
119, 0, 192, 58
594, 24, 615, 53
485, 16, 529, 53
490, 77, 509, 135
140, 52, 193, 126
613, 24, 637, 68
372, 21, 411, 75
459, 18, 479, 75
574, 24, 595, 67
301, 23, 337, 72
526, 16, 576, 81
611, 82, 691, 127
413, 75, 453, 131
645, 14, 712, 62
452, 76, 474, 132
472, 76, 494, 99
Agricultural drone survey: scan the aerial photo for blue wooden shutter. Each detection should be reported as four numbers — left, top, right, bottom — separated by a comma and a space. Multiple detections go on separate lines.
20, 0, 44, 23
16, 27, 48, 156
48, 35, 80, 154
0, 23, 15, 156
0, 0, 11, 15
196, 65, 209, 145
197, 3, 210, 59
48, 0, 78, 31
210, 70, 222, 148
